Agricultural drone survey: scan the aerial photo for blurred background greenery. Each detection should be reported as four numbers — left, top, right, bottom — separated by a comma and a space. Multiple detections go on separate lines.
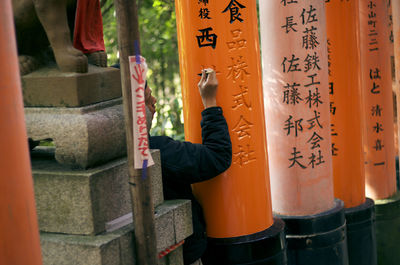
101, 0, 184, 140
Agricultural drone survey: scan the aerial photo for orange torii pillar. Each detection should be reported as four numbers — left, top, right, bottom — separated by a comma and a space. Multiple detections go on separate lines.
0, 0, 42, 265
360, 1, 398, 265
390, 0, 400, 178
362, 0, 397, 208
260, 1, 347, 265
175, 0, 286, 264
380, 1, 400, 264
326, 1, 377, 265
388, 0, 398, 168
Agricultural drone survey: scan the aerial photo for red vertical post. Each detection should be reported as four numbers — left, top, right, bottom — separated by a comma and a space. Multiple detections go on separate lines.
360, 0, 396, 205
0, 1, 42, 264
326, 1, 377, 264
175, 1, 286, 264
260, 2, 347, 264
326, 0, 365, 209
373, 1, 400, 264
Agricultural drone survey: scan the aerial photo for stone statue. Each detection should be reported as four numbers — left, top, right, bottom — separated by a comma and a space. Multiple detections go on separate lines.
13, 0, 107, 75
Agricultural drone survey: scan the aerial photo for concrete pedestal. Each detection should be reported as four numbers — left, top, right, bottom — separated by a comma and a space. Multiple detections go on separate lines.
31, 148, 163, 235
276, 199, 348, 265
22, 65, 122, 107
202, 218, 287, 265
32, 148, 193, 264
345, 198, 377, 265
26, 98, 126, 169
25, 65, 191, 264
41, 199, 192, 265
375, 192, 400, 265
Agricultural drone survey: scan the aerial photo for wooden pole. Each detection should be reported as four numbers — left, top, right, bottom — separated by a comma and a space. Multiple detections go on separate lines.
113, 0, 158, 264
0, 0, 43, 264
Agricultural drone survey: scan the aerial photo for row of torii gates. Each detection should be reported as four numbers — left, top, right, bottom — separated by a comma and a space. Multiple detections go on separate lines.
2, 0, 400, 265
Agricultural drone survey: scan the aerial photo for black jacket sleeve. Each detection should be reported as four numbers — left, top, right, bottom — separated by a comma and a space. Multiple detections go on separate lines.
149, 106, 232, 185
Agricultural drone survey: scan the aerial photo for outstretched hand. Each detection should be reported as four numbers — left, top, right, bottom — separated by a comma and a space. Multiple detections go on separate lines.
198, 68, 218, 109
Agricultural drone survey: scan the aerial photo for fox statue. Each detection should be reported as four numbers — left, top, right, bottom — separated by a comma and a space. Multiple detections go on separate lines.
13, 0, 107, 75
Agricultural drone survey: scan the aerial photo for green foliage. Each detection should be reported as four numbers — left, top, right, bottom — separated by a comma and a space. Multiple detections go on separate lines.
101, 0, 184, 140
101, 0, 119, 65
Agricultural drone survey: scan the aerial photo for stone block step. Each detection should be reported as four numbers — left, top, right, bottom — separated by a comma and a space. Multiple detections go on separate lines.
154, 200, 193, 253
22, 65, 122, 108
26, 98, 126, 169
32, 148, 164, 235
41, 225, 135, 265
40, 200, 192, 265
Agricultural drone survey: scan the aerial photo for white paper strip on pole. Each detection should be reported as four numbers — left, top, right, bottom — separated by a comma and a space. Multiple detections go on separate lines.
129, 56, 154, 169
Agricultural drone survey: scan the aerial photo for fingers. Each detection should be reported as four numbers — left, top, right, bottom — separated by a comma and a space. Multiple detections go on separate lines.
198, 69, 206, 87
202, 68, 215, 83
206, 69, 216, 84
198, 68, 218, 89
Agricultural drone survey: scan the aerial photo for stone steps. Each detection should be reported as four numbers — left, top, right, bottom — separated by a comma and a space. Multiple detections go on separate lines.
31, 147, 193, 265
40, 200, 192, 265
32, 148, 164, 235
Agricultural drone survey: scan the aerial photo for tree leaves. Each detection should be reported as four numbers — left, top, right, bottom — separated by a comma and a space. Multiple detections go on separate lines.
102, 0, 184, 138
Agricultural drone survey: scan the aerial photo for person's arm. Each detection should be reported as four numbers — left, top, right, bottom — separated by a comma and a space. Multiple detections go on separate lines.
150, 107, 231, 184
150, 69, 232, 184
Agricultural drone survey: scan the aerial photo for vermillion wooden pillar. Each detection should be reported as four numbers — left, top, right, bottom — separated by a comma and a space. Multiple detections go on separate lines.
326, 0, 365, 209
260, 0, 334, 216
388, 0, 396, 86
326, 1, 377, 265
374, 1, 400, 264
175, 0, 286, 264
360, 0, 396, 203
388, 0, 398, 167
0, 1, 42, 264
394, 0, 400, 154
260, 2, 347, 264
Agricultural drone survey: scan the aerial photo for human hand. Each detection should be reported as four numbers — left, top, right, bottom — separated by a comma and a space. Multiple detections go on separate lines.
198, 68, 218, 109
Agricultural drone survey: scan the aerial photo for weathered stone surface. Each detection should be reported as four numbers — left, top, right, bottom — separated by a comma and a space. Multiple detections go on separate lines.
40, 198, 191, 265
105, 200, 193, 253
166, 246, 184, 265
159, 246, 184, 265
40, 225, 135, 265
155, 204, 175, 253
32, 149, 182, 236
26, 99, 126, 168
169, 200, 193, 243
32, 152, 131, 235
115, 226, 136, 265
155, 200, 193, 252
149, 150, 164, 207
22, 65, 121, 107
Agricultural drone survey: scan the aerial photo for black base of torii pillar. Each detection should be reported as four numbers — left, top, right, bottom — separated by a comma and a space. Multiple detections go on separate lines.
276, 199, 348, 265
202, 218, 287, 265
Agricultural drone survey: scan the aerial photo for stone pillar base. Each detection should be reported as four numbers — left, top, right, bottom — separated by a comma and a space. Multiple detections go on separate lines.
345, 198, 377, 265
26, 98, 126, 169
375, 192, 400, 265
276, 199, 348, 265
202, 218, 286, 265
22, 65, 122, 107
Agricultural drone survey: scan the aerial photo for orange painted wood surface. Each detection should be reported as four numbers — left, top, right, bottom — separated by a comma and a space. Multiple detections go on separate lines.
393, 0, 400, 167
360, 0, 396, 200
175, 0, 273, 238
259, 1, 334, 216
0, 0, 42, 264
326, 0, 366, 208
